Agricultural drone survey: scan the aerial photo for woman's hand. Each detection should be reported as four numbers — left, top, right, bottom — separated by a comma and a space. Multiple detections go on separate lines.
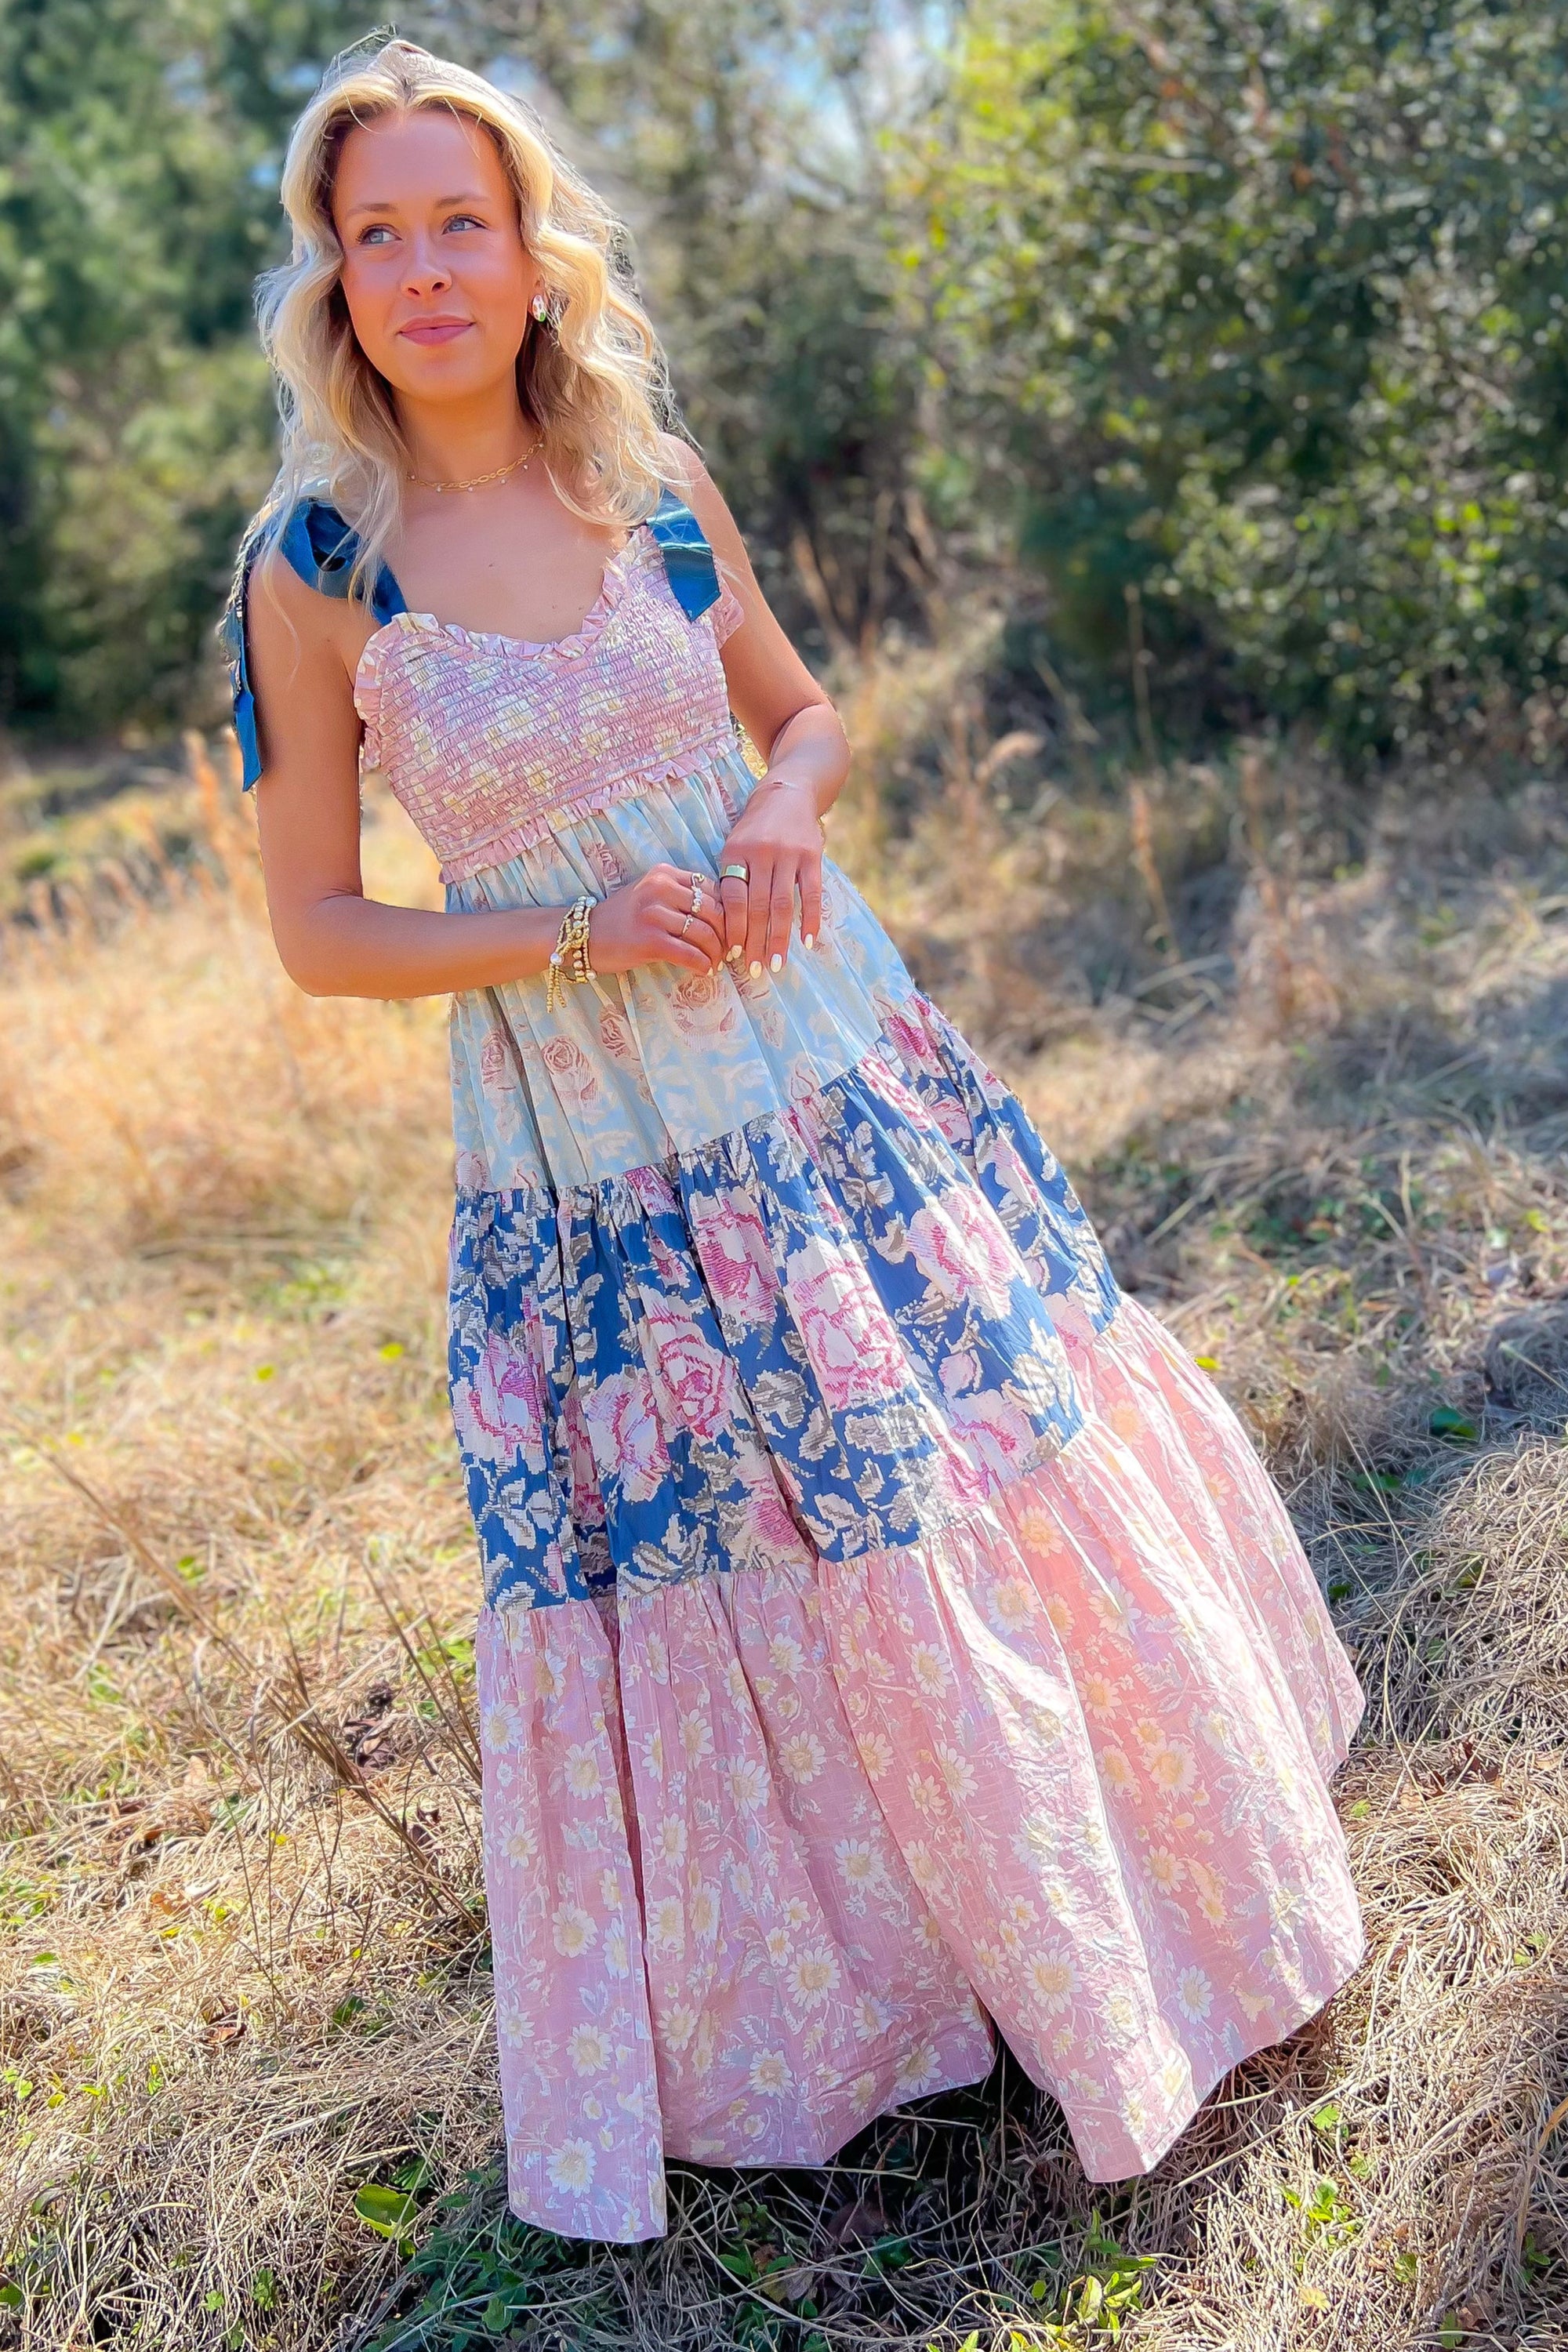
715, 780, 824, 978
587, 862, 727, 977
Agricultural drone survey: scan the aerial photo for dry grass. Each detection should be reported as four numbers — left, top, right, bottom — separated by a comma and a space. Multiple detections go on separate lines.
2, 684, 1568, 2352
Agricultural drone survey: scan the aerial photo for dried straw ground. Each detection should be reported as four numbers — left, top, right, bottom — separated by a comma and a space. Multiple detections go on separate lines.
2, 660, 1567, 2352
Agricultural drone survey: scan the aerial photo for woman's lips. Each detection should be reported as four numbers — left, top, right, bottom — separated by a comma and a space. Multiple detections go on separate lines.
398, 319, 474, 345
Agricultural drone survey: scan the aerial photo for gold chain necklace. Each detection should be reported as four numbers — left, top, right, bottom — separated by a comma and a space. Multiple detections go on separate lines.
408, 437, 539, 496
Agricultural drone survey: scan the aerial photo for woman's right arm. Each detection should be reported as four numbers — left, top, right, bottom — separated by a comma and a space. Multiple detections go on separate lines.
245, 552, 725, 1000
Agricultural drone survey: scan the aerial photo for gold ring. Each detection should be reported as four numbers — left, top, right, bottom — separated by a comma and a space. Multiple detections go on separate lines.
689, 878, 703, 914
721, 863, 749, 883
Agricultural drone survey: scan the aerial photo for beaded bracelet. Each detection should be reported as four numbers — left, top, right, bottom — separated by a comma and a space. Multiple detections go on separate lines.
545, 894, 597, 1013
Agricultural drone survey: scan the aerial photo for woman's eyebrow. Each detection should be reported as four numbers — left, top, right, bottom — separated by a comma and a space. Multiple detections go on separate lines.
341, 189, 491, 220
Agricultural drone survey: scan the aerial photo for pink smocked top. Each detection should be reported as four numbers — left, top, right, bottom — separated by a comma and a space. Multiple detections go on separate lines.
354, 524, 745, 883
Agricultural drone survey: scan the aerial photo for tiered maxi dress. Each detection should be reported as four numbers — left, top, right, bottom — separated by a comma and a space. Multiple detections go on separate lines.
230, 492, 1366, 2243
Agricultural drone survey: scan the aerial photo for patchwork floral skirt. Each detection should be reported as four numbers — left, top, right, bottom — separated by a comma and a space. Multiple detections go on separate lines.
444, 751, 1365, 2242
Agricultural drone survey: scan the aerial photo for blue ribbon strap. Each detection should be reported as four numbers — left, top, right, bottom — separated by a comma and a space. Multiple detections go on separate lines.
223, 501, 407, 789
645, 490, 722, 622
216, 595, 262, 793
276, 501, 407, 628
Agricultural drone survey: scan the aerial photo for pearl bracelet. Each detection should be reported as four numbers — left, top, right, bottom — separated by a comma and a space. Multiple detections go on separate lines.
545, 895, 596, 1013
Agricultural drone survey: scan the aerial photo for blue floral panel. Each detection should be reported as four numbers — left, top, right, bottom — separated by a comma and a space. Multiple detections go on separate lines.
448, 997, 1117, 1616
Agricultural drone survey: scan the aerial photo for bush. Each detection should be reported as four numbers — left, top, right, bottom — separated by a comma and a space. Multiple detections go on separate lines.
0, 0, 375, 735
906, 0, 1568, 761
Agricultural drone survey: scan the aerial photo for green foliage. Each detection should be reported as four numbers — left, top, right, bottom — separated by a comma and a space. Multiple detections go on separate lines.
1282, 2172, 1362, 2250
354, 2180, 420, 2253
361, 2162, 587, 2348
452, 0, 935, 649
1023, 2213, 1156, 2343
0, 0, 368, 731
910, 0, 1568, 760
25, 0, 1568, 760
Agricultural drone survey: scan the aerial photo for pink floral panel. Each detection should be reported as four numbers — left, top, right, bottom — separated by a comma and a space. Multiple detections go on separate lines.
476, 1301, 1364, 2238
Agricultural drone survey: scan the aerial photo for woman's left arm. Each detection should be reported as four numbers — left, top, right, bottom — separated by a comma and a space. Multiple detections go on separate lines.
670, 441, 850, 978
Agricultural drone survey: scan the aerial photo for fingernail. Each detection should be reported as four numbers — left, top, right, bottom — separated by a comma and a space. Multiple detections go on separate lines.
802, 932, 815, 949
727, 943, 743, 962
748, 960, 762, 978
769, 953, 783, 973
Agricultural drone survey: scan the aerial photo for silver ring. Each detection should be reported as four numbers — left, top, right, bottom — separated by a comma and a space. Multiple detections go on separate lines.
679, 911, 692, 937
720, 863, 749, 884
689, 877, 704, 914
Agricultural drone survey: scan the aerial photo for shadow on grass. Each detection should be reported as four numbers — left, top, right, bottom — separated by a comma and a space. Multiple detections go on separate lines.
354, 2047, 1164, 2351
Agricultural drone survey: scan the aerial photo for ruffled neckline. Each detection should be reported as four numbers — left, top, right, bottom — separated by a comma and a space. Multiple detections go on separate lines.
354, 527, 647, 696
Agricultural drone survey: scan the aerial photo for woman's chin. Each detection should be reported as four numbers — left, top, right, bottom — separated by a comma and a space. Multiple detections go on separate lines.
381, 347, 520, 405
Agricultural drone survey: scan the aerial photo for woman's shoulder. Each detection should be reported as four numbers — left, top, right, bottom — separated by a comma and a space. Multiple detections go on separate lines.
635, 448, 732, 627
647, 437, 749, 641
247, 497, 404, 612
223, 497, 397, 789
247, 539, 353, 651
649, 436, 746, 570
245, 499, 376, 660
654, 433, 721, 523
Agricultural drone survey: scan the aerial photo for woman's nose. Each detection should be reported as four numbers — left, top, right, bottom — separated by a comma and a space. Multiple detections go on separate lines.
402, 237, 452, 296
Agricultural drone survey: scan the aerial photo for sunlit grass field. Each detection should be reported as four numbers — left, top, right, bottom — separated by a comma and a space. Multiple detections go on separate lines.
3, 643, 1568, 2350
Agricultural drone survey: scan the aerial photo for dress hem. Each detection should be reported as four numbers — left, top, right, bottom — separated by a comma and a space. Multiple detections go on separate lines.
501, 1817, 1367, 2241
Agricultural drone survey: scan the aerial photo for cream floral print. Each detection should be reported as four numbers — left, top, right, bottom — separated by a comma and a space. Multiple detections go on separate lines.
234, 494, 1366, 2242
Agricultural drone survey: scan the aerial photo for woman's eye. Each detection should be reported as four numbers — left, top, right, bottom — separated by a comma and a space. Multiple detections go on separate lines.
360, 224, 395, 245
445, 213, 485, 233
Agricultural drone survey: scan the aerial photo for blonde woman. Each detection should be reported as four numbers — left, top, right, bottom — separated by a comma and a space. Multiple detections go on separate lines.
227, 37, 1365, 2244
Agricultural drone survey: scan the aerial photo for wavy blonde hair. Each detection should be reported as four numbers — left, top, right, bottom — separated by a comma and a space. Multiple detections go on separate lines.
243, 36, 677, 601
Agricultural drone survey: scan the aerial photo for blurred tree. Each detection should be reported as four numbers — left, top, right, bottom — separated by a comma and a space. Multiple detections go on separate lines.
448, 0, 945, 653
0, 0, 368, 731
0, 0, 945, 734
906, 0, 1568, 761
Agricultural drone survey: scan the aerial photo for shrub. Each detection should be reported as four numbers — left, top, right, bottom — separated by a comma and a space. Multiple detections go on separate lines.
907, 0, 1568, 761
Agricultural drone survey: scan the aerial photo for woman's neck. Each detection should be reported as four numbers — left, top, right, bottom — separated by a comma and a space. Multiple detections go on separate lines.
397, 385, 535, 489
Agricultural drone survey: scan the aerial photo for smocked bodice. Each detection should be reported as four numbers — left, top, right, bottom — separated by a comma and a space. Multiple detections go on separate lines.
223, 492, 745, 873
356, 527, 742, 883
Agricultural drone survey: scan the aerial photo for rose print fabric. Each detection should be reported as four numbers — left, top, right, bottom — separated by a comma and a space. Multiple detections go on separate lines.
313, 492, 1365, 2241
448, 996, 1110, 1614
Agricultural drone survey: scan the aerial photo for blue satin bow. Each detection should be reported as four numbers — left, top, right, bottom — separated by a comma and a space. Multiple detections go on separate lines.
644, 490, 723, 622
220, 503, 409, 791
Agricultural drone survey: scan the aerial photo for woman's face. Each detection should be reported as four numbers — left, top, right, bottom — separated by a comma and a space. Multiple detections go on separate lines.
332, 107, 535, 405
